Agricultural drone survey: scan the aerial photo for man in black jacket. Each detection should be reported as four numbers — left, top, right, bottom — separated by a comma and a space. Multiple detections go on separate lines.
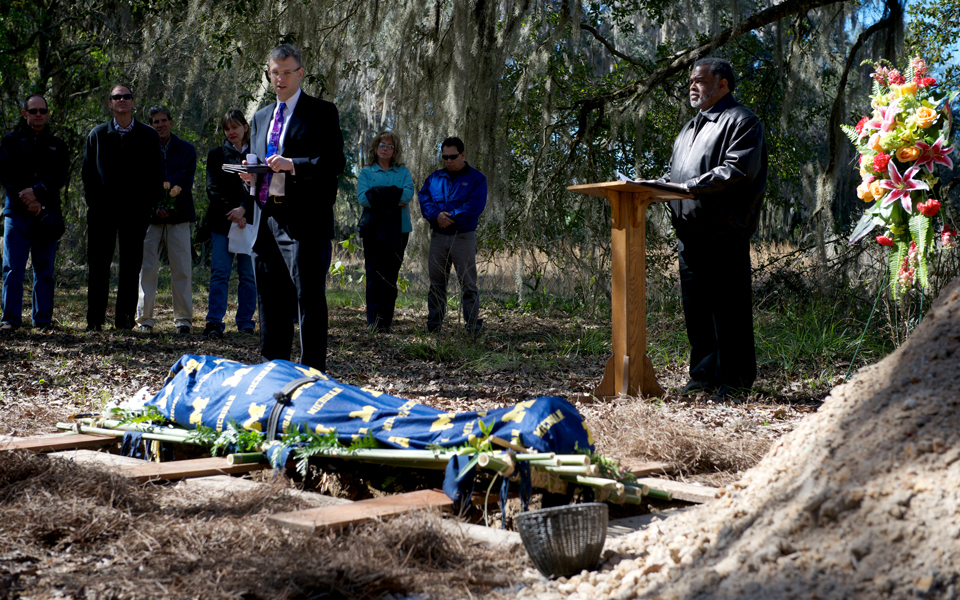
135, 105, 197, 336
0, 94, 70, 332
661, 58, 768, 400
230, 44, 346, 372
82, 85, 164, 331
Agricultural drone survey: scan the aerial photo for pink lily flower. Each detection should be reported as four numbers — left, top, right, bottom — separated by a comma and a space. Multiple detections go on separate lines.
914, 137, 955, 174
864, 99, 901, 134
877, 162, 929, 212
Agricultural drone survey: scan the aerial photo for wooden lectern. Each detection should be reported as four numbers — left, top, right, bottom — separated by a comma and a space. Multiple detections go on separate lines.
567, 180, 692, 399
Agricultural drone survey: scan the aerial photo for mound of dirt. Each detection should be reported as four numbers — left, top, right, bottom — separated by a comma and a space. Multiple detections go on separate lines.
520, 278, 960, 600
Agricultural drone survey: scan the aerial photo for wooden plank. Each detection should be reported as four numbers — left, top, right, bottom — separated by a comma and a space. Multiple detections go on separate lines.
0, 434, 116, 453
635, 478, 719, 504
51, 449, 145, 468
268, 489, 453, 533
620, 460, 675, 477
120, 457, 268, 483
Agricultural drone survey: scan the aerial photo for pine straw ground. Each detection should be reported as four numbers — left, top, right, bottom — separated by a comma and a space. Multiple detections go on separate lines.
0, 282, 830, 599
0, 451, 524, 599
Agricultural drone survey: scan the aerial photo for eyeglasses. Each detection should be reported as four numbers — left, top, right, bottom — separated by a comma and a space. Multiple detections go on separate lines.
268, 68, 301, 79
441, 152, 461, 161
378, 143, 395, 150
110, 93, 133, 101
26, 108, 49, 115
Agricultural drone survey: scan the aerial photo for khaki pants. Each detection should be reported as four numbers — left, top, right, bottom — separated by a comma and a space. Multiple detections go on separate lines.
137, 222, 193, 328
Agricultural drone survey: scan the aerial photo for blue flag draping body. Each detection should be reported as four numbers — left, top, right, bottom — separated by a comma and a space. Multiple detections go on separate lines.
146, 355, 594, 455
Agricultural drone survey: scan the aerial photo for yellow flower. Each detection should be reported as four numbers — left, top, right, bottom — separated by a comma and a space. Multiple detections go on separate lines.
170, 185, 182, 197
163, 181, 171, 190
896, 146, 920, 162
857, 182, 875, 201
894, 82, 917, 97
869, 181, 886, 200
868, 134, 884, 152
916, 106, 938, 129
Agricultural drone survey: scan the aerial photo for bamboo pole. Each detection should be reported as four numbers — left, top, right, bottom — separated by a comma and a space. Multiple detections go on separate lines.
538, 464, 599, 477
56, 423, 199, 444
477, 452, 516, 477
226, 453, 266, 465
514, 452, 555, 461
558, 474, 625, 496
77, 418, 194, 438
490, 436, 530, 453
556, 454, 591, 466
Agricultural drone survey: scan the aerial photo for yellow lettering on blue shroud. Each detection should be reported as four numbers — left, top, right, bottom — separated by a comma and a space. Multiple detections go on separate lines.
533, 409, 565, 438
243, 403, 268, 431
189, 397, 210, 425
350, 406, 377, 422
306, 387, 344, 415
501, 400, 536, 424
430, 413, 455, 432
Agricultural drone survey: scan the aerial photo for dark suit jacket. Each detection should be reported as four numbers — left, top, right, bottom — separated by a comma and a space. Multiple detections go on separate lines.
245, 91, 345, 239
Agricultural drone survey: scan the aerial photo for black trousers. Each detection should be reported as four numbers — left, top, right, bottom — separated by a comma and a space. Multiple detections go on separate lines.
87, 213, 147, 329
362, 232, 408, 330
678, 233, 757, 389
253, 208, 332, 372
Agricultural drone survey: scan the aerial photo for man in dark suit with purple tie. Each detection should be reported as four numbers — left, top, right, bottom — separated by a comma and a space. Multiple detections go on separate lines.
230, 44, 346, 372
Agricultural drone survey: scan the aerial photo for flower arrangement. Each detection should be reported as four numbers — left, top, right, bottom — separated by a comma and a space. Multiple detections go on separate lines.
845, 57, 958, 297
161, 181, 182, 212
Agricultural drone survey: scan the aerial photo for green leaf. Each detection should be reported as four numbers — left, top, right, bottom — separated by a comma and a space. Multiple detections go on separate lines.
909, 211, 934, 289
848, 211, 879, 245
456, 453, 481, 481
889, 240, 908, 299
841, 124, 862, 146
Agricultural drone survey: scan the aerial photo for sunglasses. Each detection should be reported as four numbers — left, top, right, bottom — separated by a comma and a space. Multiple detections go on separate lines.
26, 108, 49, 115
111, 93, 133, 101
441, 153, 461, 160
378, 143, 395, 150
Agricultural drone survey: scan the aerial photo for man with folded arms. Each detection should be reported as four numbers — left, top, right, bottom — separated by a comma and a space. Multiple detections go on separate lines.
0, 94, 69, 332
82, 85, 163, 331
136, 105, 197, 336
230, 44, 345, 371
660, 58, 767, 401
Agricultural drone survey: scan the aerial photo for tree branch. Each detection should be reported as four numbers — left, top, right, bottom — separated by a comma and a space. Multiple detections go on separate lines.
579, 23, 651, 74
572, 0, 847, 109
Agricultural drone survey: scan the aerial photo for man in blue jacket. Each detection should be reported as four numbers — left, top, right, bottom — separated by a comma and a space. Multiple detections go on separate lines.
418, 136, 487, 334
0, 94, 70, 332
136, 106, 197, 336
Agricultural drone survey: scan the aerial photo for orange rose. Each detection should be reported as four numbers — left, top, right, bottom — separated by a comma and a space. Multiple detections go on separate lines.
869, 181, 886, 200
896, 146, 921, 162
857, 182, 875, 201
916, 106, 938, 129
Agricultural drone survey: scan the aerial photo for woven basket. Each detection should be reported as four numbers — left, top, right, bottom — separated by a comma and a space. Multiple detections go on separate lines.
515, 503, 608, 579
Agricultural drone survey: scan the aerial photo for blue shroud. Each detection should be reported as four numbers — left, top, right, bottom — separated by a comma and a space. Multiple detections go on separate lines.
145, 355, 594, 454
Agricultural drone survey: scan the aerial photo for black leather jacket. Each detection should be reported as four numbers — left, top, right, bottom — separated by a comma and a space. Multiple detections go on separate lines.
664, 94, 768, 237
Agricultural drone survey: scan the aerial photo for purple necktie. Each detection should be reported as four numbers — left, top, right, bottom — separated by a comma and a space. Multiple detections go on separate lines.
258, 102, 286, 206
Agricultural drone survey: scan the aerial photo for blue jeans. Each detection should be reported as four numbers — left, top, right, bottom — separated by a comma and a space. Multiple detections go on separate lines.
2, 214, 58, 327
205, 232, 257, 331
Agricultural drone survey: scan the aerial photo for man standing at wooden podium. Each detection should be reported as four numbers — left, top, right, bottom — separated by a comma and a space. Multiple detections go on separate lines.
661, 57, 767, 400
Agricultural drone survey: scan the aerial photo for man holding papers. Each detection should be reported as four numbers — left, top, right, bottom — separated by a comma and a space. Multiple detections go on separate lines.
660, 58, 768, 401
230, 44, 345, 372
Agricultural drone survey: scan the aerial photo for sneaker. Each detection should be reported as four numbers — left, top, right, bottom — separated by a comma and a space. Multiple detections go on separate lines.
239, 327, 256, 336
136, 324, 153, 334
203, 323, 224, 339
176, 325, 191, 337
35, 323, 56, 332
0, 322, 19, 333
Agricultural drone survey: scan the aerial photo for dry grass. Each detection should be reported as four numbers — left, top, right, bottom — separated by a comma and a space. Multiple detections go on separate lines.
0, 451, 529, 600
583, 401, 772, 481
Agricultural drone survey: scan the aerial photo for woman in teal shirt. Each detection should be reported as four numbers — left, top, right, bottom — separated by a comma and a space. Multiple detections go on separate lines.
356, 131, 414, 332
